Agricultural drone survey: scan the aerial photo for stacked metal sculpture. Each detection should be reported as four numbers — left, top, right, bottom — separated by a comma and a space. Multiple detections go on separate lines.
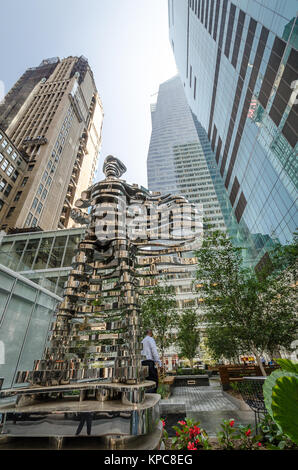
0, 156, 202, 448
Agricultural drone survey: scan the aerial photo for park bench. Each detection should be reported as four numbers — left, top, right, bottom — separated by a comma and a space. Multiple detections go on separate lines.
219, 365, 279, 390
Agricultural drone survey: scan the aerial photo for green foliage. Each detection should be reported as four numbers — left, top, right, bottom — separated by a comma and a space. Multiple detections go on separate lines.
217, 419, 261, 450
259, 414, 297, 450
216, 419, 239, 450
263, 369, 295, 420
204, 326, 246, 362
195, 230, 298, 369
176, 309, 200, 367
140, 285, 178, 362
271, 376, 298, 445
275, 358, 298, 374
157, 383, 170, 399
172, 418, 210, 450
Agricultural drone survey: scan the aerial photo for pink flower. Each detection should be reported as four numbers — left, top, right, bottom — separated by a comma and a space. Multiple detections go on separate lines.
258, 442, 262, 447
245, 429, 251, 436
178, 420, 186, 426
187, 442, 197, 451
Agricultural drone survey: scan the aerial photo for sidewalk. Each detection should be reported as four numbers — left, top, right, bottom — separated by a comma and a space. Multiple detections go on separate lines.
160, 378, 256, 437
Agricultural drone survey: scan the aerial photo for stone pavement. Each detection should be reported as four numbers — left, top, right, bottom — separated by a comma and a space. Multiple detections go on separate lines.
160, 379, 256, 437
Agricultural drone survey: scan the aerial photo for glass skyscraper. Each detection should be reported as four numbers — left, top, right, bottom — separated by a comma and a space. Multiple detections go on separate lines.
148, 75, 228, 232
169, 0, 297, 265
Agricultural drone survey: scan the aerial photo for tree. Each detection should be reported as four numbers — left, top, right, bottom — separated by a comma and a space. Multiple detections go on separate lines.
204, 326, 247, 363
140, 285, 178, 366
176, 309, 200, 368
195, 230, 298, 376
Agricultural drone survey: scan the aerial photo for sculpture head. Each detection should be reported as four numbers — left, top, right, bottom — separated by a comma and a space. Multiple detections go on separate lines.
103, 155, 127, 178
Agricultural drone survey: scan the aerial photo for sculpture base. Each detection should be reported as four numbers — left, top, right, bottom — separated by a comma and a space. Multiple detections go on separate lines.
0, 421, 163, 450
0, 393, 160, 438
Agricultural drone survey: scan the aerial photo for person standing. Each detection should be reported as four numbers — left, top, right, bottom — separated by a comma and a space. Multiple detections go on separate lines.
141, 329, 161, 393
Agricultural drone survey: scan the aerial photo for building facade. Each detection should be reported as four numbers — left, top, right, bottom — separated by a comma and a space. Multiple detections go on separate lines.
0, 263, 62, 389
147, 75, 237, 364
147, 75, 228, 231
169, 0, 298, 264
0, 129, 28, 221
0, 56, 103, 231
0, 227, 85, 296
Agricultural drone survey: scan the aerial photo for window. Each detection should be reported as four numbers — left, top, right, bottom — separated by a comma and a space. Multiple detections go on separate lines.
6, 206, 15, 218
0, 199, 4, 211
42, 170, 48, 182
41, 188, 48, 200
37, 183, 43, 195
6, 165, 14, 177
14, 191, 22, 202
11, 151, 18, 160
0, 134, 2, 140
1, 159, 9, 171
0, 179, 6, 192
32, 217, 38, 227
1, 139, 8, 149
25, 212, 33, 226
36, 202, 43, 214
47, 161, 52, 170
32, 197, 38, 210
0, 153, 3, 163
6, 146, 13, 155
21, 177, 28, 187
4, 184, 12, 197
28, 164, 34, 171
46, 176, 52, 186
11, 170, 19, 182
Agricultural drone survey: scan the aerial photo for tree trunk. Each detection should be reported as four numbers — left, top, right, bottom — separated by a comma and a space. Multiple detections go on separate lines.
255, 353, 267, 377
190, 358, 194, 369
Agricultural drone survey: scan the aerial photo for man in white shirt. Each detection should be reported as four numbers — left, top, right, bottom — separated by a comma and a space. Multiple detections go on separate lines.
141, 329, 161, 393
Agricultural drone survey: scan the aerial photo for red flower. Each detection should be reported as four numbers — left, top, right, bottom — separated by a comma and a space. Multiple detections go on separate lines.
258, 442, 262, 447
176, 431, 179, 436
161, 419, 165, 428
194, 425, 201, 435
187, 442, 197, 451
229, 419, 235, 427
245, 429, 251, 436
189, 425, 201, 438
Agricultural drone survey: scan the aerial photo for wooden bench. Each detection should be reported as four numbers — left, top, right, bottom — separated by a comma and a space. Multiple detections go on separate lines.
219, 365, 279, 390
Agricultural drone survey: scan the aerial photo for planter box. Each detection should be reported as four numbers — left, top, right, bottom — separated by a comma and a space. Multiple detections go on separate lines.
174, 375, 209, 387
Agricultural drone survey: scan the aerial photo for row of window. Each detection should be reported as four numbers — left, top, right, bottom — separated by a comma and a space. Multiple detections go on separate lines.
25, 107, 74, 227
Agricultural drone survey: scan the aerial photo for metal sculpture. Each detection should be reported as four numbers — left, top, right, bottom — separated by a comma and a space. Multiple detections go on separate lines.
0, 156, 202, 448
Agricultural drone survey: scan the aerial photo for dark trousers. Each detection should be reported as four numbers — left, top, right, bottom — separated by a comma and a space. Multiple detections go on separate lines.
142, 360, 158, 393
75, 413, 92, 436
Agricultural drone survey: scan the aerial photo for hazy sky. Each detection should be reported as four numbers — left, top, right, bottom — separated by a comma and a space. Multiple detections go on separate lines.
1, 0, 177, 187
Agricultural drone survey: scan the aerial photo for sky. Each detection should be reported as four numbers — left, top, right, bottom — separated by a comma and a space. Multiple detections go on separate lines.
1, 0, 177, 187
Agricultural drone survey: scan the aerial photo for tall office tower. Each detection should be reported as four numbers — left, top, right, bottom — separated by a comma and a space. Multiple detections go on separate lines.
169, 0, 298, 265
148, 75, 238, 235
0, 56, 103, 231
147, 75, 243, 364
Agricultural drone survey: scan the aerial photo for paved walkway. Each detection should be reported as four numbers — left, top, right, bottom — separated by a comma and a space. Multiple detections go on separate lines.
160, 379, 256, 437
